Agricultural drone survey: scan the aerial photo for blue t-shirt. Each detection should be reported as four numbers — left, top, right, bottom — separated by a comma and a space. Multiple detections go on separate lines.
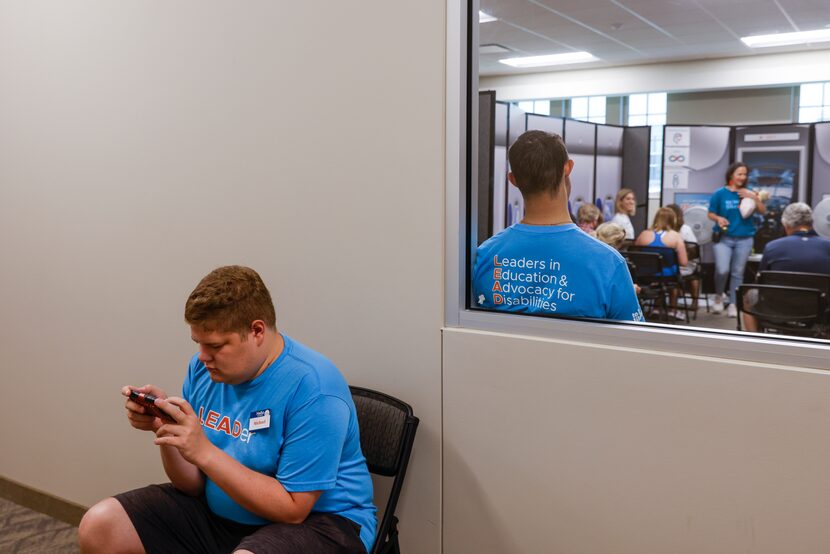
708, 186, 755, 237
760, 230, 830, 274
472, 223, 643, 321
182, 334, 377, 552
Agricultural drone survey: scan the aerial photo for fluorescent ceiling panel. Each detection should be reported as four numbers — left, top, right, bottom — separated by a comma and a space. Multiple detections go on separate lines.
741, 28, 830, 48
499, 51, 597, 68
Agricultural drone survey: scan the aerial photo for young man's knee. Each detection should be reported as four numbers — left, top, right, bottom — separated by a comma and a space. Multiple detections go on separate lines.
78, 498, 142, 554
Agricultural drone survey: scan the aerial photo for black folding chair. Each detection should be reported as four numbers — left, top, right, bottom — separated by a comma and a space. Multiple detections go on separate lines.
757, 271, 830, 294
736, 284, 828, 338
350, 386, 419, 554
683, 241, 709, 317
622, 250, 670, 322
627, 245, 690, 322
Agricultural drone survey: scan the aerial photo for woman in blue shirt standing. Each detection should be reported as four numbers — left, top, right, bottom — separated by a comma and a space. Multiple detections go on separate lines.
707, 162, 766, 317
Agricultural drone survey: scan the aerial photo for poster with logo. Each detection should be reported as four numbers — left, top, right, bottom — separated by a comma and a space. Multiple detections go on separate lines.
664, 169, 689, 189
664, 147, 690, 168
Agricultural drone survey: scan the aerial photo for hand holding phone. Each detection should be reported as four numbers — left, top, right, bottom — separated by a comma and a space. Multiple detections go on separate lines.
128, 390, 177, 423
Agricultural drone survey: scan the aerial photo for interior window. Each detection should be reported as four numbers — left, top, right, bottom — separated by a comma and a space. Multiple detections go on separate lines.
471, 1, 830, 344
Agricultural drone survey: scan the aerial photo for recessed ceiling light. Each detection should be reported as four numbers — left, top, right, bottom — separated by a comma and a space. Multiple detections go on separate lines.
741, 28, 830, 48
479, 11, 497, 23
499, 51, 597, 68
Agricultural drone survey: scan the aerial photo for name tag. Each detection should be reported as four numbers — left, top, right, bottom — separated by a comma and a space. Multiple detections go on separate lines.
249, 409, 271, 431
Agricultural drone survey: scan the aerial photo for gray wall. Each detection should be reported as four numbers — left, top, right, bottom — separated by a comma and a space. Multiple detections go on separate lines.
443, 329, 830, 554
668, 87, 797, 125
0, 2, 444, 552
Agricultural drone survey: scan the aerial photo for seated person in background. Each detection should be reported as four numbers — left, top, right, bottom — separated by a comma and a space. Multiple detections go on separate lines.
610, 188, 637, 239
634, 207, 688, 274
666, 203, 698, 244
596, 222, 626, 250
473, 130, 642, 322
79, 265, 376, 554
596, 222, 640, 295
743, 203, 830, 332
635, 207, 689, 320
667, 203, 700, 308
759, 202, 830, 274
576, 203, 602, 237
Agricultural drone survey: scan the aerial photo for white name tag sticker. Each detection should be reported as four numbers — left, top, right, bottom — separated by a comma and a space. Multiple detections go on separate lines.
248, 409, 271, 431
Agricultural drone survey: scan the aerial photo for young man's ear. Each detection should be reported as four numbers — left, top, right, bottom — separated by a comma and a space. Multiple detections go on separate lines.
507, 172, 517, 188
250, 320, 267, 343
563, 159, 574, 177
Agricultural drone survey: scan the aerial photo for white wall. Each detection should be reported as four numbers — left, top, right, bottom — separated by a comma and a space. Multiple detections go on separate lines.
443, 328, 830, 554
0, 2, 444, 552
480, 49, 830, 100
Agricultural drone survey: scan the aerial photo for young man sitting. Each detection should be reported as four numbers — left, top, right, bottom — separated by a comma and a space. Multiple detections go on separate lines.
79, 265, 376, 554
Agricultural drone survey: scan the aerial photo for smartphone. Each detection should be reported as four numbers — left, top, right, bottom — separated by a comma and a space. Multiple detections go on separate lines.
128, 390, 176, 423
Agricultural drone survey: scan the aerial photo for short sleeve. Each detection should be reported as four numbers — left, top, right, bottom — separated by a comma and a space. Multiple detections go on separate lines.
708, 191, 719, 214
276, 395, 350, 492
608, 260, 644, 322
182, 354, 197, 403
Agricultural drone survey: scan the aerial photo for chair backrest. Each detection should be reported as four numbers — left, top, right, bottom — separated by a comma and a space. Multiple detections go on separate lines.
622, 251, 665, 284
350, 386, 419, 554
758, 271, 830, 295
684, 241, 701, 262
629, 244, 678, 266
737, 284, 827, 336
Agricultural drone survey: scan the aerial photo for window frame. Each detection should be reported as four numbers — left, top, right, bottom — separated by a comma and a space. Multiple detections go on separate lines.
799, 82, 830, 123
445, 0, 830, 370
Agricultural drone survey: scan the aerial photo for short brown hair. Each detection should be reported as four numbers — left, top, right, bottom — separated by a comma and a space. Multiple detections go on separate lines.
507, 130, 569, 197
184, 266, 276, 335
651, 207, 677, 232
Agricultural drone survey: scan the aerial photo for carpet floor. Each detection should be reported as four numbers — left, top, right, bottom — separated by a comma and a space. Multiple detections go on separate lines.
0, 496, 79, 553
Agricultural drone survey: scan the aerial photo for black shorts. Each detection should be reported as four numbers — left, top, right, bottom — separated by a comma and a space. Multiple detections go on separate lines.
114, 483, 366, 554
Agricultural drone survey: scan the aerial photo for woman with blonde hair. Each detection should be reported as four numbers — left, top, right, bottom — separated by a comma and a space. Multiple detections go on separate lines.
610, 188, 636, 239
635, 207, 689, 320
596, 222, 626, 250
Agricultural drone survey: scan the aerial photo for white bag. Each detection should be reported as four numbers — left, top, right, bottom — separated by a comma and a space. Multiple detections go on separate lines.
739, 197, 756, 218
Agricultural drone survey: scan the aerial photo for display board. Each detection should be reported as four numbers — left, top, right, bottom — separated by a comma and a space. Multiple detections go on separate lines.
595, 125, 625, 221
622, 126, 651, 234
564, 118, 596, 215
735, 124, 810, 206
477, 91, 495, 245
811, 122, 830, 204
505, 104, 527, 227
492, 101, 509, 235
662, 125, 732, 207
735, 124, 810, 251
526, 113, 563, 136
478, 102, 649, 241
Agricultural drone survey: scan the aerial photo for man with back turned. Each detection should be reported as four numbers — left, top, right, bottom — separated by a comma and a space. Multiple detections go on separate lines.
473, 130, 642, 322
